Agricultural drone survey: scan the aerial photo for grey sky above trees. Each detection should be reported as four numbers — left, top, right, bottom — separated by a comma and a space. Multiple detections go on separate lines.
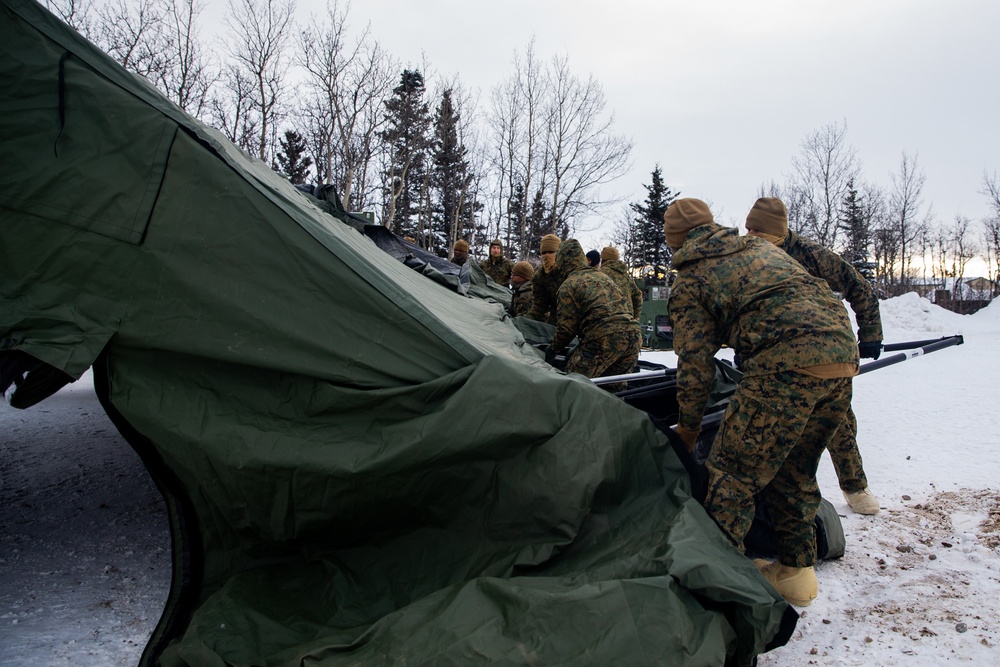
43, 0, 999, 282
289, 2, 998, 227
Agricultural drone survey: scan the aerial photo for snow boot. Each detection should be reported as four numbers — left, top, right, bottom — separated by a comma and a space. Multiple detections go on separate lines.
753, 559, 818, 607
844, 487, 880, 515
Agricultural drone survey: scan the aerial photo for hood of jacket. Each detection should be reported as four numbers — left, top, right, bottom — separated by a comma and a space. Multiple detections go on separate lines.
671, 223, 753, 269
601, 258, 630, 277
555, 238, 588, 278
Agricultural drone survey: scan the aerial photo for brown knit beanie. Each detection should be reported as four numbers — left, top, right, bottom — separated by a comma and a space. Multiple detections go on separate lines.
453, 239, 469, 253
600, 246, 619, 262
663, 198, 714, 249
540, 234, 561, 253
512, 261, 534, 281
745, 197, 788, 237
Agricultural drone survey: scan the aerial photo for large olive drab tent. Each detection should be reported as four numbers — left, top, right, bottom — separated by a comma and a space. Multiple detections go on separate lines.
0, 1, 796, 665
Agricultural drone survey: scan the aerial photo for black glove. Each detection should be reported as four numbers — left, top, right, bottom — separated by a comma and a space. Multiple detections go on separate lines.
858, 340, 882, 360
544, 347, 559, 365
673, 425, 701, 453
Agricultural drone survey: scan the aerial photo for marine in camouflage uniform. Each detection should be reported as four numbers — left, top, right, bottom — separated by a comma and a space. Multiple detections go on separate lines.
665, 199, 859, 573
599, 246, 643, 320
479, 239, 514, 287
507, 261, 535, 318
526, 234, 561, 324
746, 197, 882, 508
549, 239, 641, 393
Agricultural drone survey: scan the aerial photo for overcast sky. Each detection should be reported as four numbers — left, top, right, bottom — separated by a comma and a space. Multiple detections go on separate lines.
211, 0, 999, 248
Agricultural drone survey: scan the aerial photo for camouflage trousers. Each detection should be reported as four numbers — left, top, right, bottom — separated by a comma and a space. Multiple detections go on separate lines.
565, 329, 641, 393
827, 406, 869, 493
704, 371, 853, 568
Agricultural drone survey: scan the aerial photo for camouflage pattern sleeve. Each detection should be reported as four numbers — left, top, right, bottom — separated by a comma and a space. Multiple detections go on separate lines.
785, 234, 883, 342
630, 281, 643, 320
667, 276, 723, 430
550, 278, 583, 353
600, 261, 643, 319
508, 282, 534, 318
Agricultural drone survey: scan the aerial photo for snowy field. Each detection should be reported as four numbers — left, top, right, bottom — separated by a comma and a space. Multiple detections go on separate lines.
2, 293, 999, 665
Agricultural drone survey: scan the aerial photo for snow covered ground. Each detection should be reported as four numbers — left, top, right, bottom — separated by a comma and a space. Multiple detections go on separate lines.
760, 294, 1000, 665
0, 376, 169, 665
1, 293, 998, 665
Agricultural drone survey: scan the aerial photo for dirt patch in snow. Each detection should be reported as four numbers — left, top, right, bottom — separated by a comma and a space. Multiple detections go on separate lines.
760, 489, 1000, 666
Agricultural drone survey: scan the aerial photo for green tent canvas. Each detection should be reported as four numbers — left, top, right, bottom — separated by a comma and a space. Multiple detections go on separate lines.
0, 1, 795, 664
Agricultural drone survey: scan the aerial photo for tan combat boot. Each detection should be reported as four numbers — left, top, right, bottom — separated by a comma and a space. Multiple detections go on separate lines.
843, 487, 880, 515
753, 559, 818, 607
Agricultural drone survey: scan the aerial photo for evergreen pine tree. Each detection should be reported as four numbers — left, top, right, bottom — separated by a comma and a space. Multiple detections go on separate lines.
838, 179, 875, 283
431, 89, 478, 254
629, 165, 678, 284
381, 70, 432, 237
508, 182, 527, 256
527, 189, 550, 256
273, 130, 313, 185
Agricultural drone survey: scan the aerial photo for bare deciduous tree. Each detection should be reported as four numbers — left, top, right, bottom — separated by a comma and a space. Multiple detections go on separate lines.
982, 218, 1000, 295
211, 63, 260, 155
158, 0, 215, 117
982, 170, 1000, 218
872, 222, 899, 297
930, 216, 976, 298
950, 216, 977, 298
42, 0, 96, 35
787, 120, 861, 249
488, 38, 546, 255
48, 0, 214, 119
610, 203, 641, 270
486, 42, 631, 254
542, 52, 633, 237
486, 75, 521, 245
217, 0, 295, 163
93, 0, 171, 80
297, 0, 396, 210
887, 151, 931, 291
980, 170, 1000, 295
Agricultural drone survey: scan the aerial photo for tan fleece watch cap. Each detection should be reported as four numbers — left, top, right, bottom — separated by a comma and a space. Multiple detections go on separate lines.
663, 198, 714, 249
745, 197, 789, 236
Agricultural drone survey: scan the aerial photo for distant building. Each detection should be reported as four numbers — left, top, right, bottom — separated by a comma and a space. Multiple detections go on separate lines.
911, 277, 997, 314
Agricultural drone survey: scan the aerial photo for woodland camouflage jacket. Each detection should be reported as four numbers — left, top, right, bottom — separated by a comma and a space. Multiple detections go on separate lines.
479, 255, 514, 286
669, 224, 859, 430
550, 240, 638, 353
600, 259, 643, 319
508, 279, 534, 318
781, 231, 883, 343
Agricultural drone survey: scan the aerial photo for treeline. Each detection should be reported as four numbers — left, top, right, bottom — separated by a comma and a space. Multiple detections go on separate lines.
44, 1, 1000, 296
44, 0, 632, 262
755, 121, 1000, 299
610, 122, 1000, 297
